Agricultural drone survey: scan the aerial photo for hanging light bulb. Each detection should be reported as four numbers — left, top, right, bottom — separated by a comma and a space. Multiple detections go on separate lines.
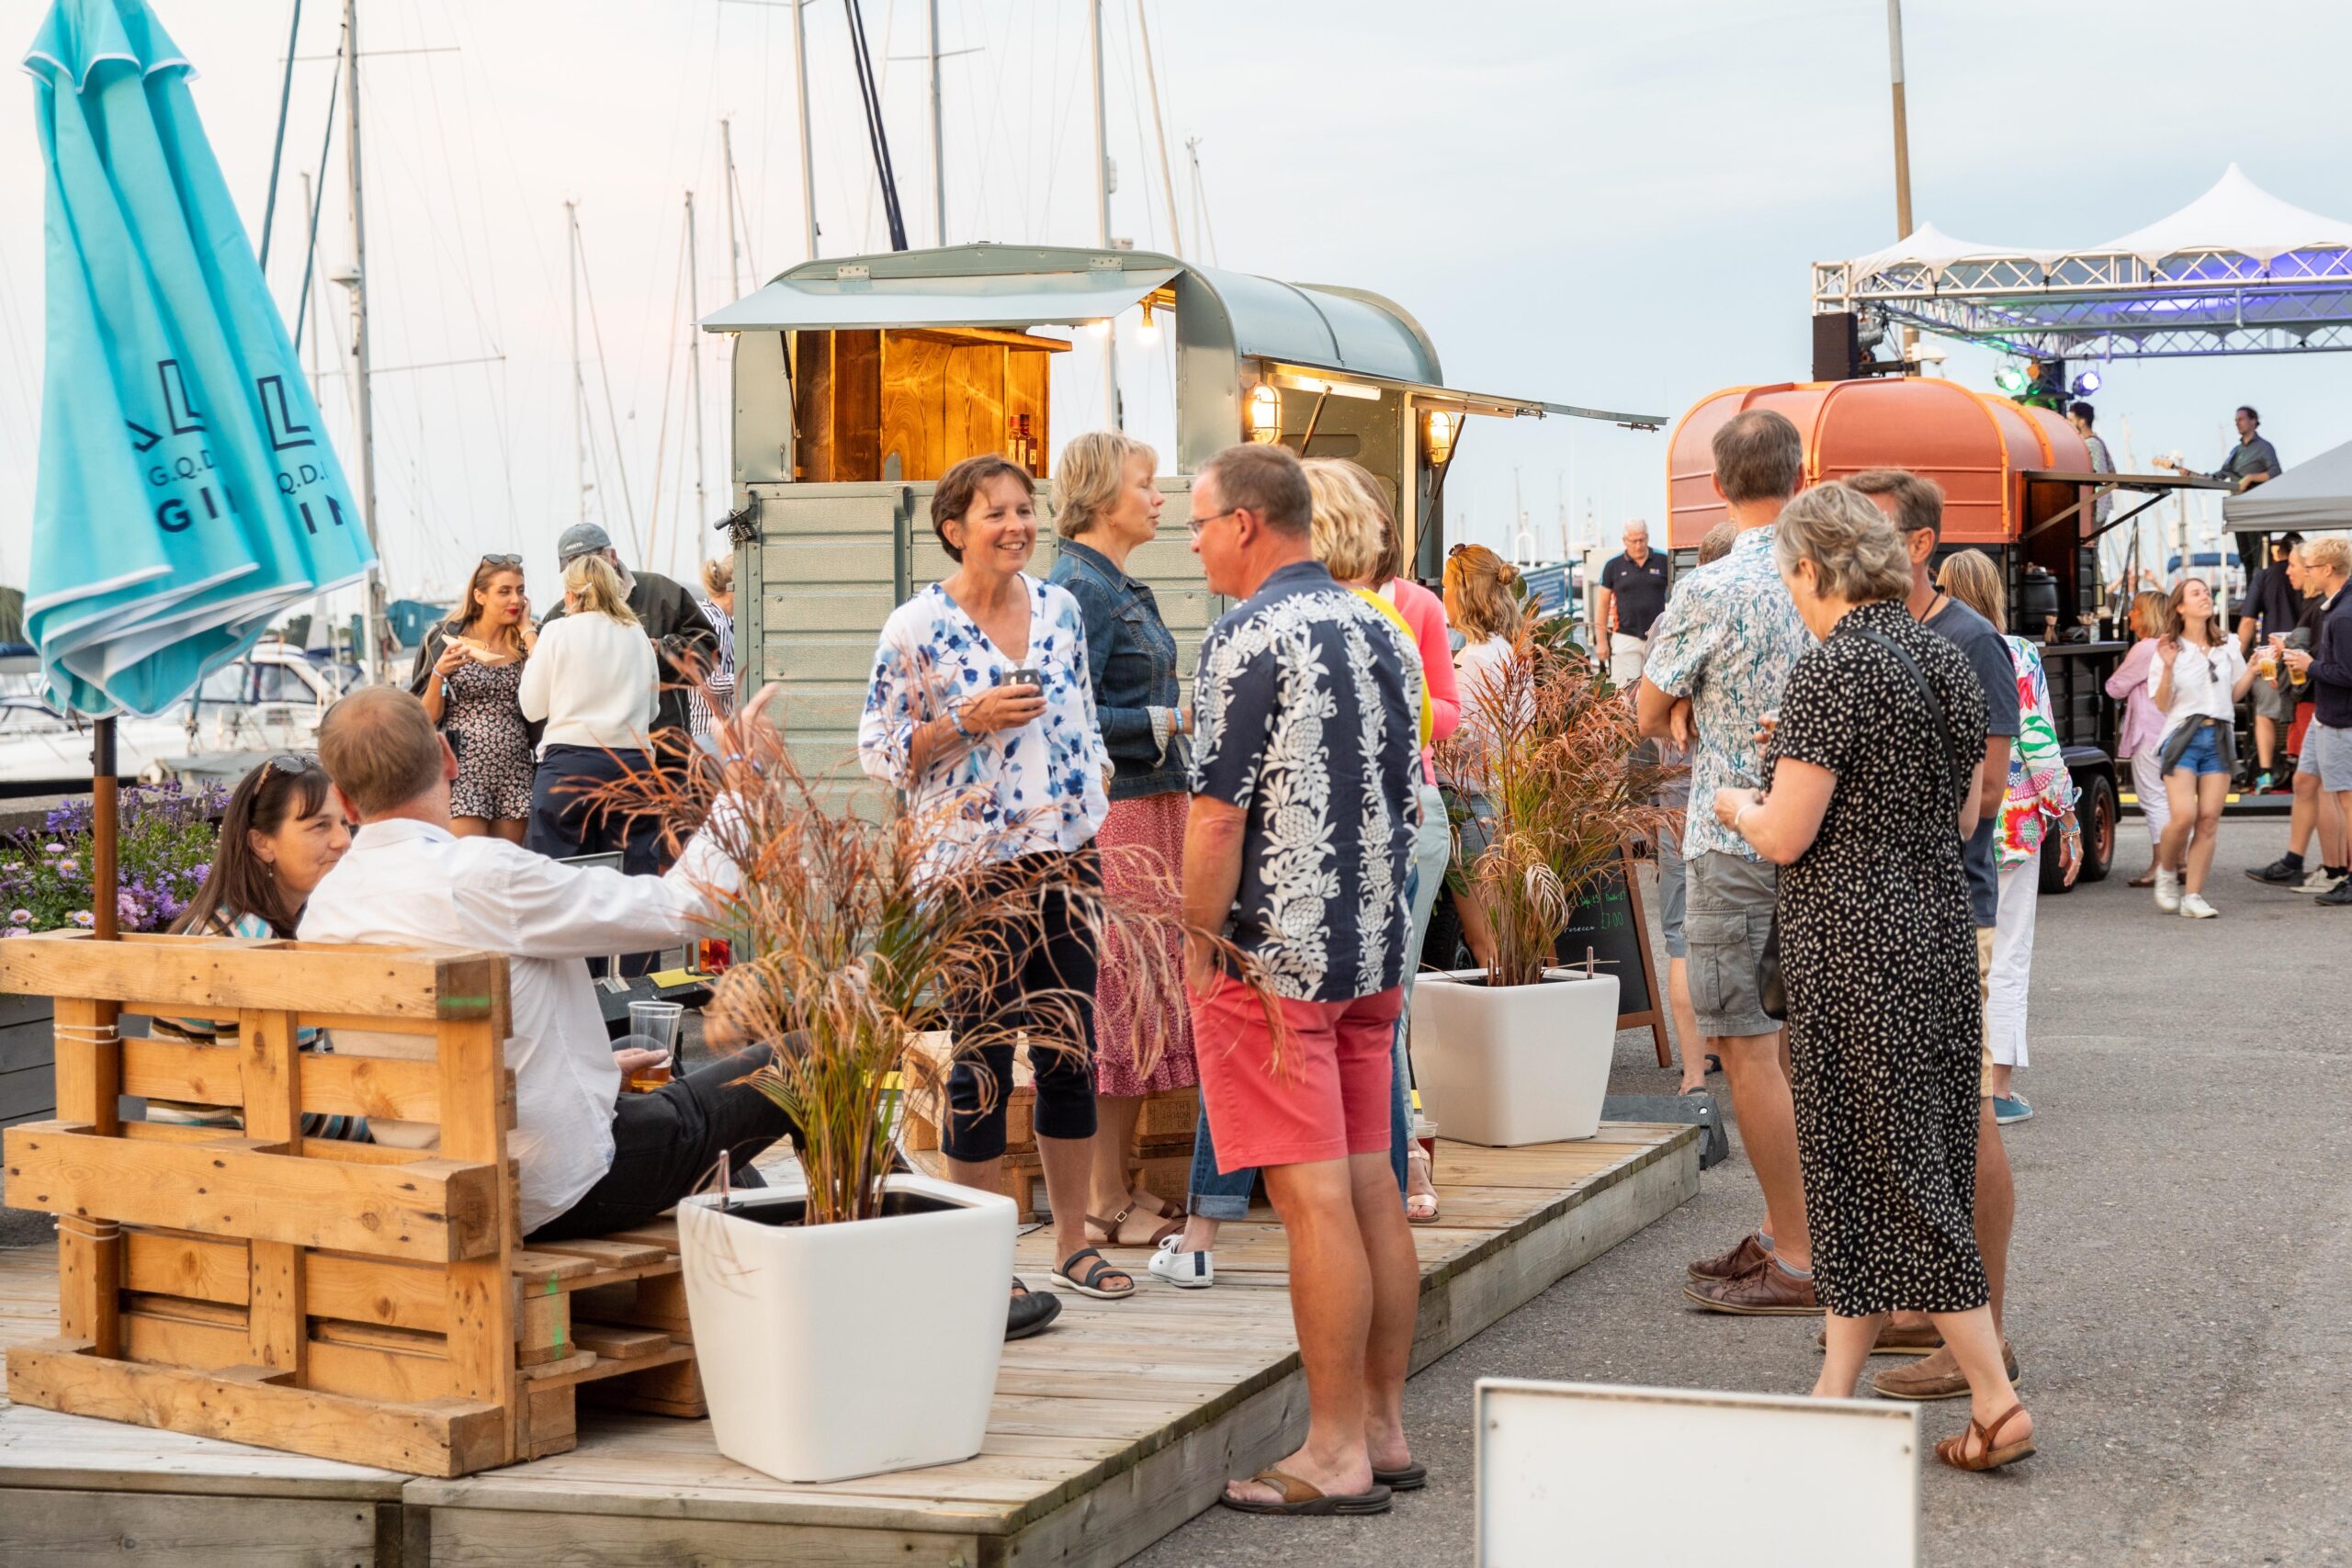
1994, 364, 2029, 396
2071, 368, 2102, 396
1084, 318, 1111, 340
1136, 300, 1160, 346
1247, 383, 1281, 445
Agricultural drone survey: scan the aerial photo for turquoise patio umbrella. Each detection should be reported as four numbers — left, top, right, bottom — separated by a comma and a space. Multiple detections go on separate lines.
23, 0, 374, 723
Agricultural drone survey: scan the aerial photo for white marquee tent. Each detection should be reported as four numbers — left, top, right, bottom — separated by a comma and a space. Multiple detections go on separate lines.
1815, 165, 2352, 360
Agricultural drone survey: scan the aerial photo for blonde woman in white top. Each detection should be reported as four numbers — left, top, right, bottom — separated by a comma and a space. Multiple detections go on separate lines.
2147, 577, 2255, 919
521, 554, 663, 874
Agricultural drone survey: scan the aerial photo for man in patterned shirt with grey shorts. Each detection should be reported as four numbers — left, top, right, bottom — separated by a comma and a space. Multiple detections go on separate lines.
1638, 409, 1824, 1315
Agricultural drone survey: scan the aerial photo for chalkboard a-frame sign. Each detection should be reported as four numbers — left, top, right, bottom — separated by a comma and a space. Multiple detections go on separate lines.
1554, 843, 1670, 1067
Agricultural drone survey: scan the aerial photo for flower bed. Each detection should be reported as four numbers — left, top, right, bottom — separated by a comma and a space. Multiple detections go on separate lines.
0, 783, 222, 937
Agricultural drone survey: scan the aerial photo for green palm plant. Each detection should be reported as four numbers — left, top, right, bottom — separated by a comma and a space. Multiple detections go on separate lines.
1437, 625, 1675, 988
597, 687, 1262, 1226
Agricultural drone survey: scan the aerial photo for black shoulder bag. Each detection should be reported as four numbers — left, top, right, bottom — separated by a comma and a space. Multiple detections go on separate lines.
1756, 626, 1962, 1021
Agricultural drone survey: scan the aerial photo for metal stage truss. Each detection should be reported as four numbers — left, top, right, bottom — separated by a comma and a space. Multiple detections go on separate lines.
1813, 165, 2352, 362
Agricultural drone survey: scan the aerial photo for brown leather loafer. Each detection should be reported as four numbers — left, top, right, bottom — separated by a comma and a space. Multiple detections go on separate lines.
1682, 1258, 1822, 1315
1871, 1340, 2021, 1401
1813, 1319, 1944, 1355
1687, 1233, 1770, 1283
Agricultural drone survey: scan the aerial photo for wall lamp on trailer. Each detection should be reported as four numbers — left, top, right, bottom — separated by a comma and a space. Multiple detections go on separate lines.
1246, 382, 1282, 445
1423, 409, 1460, 468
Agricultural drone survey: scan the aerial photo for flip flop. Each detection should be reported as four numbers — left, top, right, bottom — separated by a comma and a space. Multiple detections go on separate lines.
1373, 1461, 1428, 1492
2127, 872, 2156, 888
1219, 1468, 1393, 1516
1005, 1278, 1062, 1341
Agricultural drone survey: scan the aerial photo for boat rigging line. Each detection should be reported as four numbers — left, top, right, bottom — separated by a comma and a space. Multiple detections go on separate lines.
291, 24, 343, 347
843, 0, 909, 252
258, 0, 303, 270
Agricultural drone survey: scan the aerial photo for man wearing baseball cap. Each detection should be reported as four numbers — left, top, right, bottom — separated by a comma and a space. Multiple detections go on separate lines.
545, 523, 718, 768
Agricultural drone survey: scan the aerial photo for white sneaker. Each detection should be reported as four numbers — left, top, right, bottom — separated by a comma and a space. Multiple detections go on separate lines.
1148, 1235, 1214, 1289
2179, 892, 2220, 919
2301, 866, 2347, 894
2154, 868, 2182, 914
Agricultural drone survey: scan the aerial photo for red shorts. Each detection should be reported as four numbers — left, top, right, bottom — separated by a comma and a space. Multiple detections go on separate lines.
1189, 975, 1402, 1172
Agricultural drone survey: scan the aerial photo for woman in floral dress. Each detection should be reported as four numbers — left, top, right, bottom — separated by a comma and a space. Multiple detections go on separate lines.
1938, 551, 2079, 1123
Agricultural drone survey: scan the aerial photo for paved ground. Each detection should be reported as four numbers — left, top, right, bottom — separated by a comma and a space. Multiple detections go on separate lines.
1140, 819, 2352, 1567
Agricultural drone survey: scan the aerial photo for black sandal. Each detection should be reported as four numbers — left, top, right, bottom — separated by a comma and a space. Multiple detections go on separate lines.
1051, 1247, 1136, 1300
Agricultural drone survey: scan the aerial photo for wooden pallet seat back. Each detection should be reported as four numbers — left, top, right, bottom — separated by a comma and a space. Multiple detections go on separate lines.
0, 929, 645, 1476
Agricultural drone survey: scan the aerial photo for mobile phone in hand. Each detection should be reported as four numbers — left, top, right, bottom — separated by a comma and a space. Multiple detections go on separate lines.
1003, 666, 1044, 691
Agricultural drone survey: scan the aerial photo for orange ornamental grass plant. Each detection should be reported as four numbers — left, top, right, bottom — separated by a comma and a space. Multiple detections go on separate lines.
591, 683, 1272, 1226
1436, 624, 1676, 988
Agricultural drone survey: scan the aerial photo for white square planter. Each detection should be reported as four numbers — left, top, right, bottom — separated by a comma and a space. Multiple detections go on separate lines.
677, 1171, 1017, 1483
1409, 967, 1620, 1146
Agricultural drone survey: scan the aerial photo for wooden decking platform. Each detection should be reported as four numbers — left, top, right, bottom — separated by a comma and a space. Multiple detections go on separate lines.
0, 1124, 1697, 1568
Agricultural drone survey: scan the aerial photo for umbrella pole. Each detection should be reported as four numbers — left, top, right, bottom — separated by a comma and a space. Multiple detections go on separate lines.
92, 718, 119, 942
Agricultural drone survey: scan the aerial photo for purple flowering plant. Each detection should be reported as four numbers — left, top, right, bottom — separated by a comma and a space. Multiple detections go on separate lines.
0, 783, 224, 934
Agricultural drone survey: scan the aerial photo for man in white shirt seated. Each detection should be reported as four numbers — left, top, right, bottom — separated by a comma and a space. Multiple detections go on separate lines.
301, 685, 792, 1243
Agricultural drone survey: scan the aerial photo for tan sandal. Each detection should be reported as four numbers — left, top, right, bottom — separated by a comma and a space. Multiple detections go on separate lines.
1085, 1203, 1182, 1249
1934, 1403, 2036, 1472
1406, 1145, 1440, 1224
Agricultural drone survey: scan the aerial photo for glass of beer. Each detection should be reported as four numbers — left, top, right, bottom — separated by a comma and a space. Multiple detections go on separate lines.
624, 1000, 684, 1092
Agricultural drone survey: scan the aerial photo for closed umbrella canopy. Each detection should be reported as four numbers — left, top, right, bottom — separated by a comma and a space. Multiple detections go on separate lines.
24, 0, 372, 719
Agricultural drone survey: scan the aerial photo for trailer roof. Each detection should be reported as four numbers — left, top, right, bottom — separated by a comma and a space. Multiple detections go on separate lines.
701, 243, 1443, 382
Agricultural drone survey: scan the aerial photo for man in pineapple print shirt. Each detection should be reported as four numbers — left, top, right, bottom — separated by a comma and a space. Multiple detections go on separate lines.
1182, 443, 1423, 1518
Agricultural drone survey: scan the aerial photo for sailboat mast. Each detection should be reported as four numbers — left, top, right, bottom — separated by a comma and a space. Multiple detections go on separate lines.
685, 190, 708, 545
792, 0, 817, 260
719, 118, 744, 299
340, 0, 385, 684
1089, 0, 1118, 428
567, 198, 586, 526
928, 0, 947, 246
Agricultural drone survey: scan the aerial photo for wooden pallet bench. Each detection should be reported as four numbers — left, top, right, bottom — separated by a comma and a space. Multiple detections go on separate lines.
0, 931, 703, 1477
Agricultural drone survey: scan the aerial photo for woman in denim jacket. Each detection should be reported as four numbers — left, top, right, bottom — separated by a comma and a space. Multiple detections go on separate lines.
1047, 432, 1199, 1257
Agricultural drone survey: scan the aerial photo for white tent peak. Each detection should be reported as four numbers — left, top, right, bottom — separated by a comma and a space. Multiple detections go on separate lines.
1846, 220, 2059, 276
2094, 164, 2352, 265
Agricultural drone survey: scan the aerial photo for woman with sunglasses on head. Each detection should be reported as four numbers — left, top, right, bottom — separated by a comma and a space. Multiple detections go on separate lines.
150, 755, 368, 1141
2148, 576, 2256, 919
413, 553, 537, 844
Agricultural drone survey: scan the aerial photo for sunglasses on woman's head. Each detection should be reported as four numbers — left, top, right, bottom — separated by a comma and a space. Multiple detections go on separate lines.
263, 752, 321, 781
480, 553, 523, 568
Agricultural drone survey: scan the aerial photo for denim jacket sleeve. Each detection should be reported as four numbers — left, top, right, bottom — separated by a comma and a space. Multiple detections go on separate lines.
1058, 568, 1160, 761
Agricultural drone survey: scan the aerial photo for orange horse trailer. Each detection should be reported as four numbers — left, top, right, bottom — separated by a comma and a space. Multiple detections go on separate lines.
1665, 378, 2118, 891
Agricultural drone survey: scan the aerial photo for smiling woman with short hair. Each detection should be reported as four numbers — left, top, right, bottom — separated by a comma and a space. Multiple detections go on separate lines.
858, 453, 1128, 1319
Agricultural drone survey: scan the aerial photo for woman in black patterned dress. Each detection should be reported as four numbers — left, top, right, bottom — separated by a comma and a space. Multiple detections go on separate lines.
1712, 482, 2036, 1473
415, 556, 537, 843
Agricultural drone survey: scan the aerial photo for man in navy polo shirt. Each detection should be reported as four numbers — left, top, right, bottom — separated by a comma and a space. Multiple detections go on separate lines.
1599, 521, 1671, 685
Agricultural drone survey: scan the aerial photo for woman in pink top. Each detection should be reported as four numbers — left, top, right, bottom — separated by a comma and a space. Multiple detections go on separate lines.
2105, 590, 2173, 886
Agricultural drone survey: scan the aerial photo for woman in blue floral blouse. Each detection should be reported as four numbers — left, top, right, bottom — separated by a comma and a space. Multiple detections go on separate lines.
858, 455, 1133, 1311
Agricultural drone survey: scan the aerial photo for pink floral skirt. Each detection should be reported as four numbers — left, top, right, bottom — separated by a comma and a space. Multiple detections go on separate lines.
1092, 791, 1197, 1097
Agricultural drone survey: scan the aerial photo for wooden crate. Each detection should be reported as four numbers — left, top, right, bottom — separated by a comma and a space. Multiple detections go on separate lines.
0, 931, 702, 1477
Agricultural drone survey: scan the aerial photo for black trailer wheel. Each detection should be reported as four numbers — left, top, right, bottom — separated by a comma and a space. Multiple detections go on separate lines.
2042, 770, 2116, 892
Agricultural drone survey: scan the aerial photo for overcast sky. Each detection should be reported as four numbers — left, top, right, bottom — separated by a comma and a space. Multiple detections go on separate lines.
5, 0, 2350, 613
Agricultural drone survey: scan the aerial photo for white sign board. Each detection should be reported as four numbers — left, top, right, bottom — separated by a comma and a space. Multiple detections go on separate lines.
1475, 1378, 1919, 1568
